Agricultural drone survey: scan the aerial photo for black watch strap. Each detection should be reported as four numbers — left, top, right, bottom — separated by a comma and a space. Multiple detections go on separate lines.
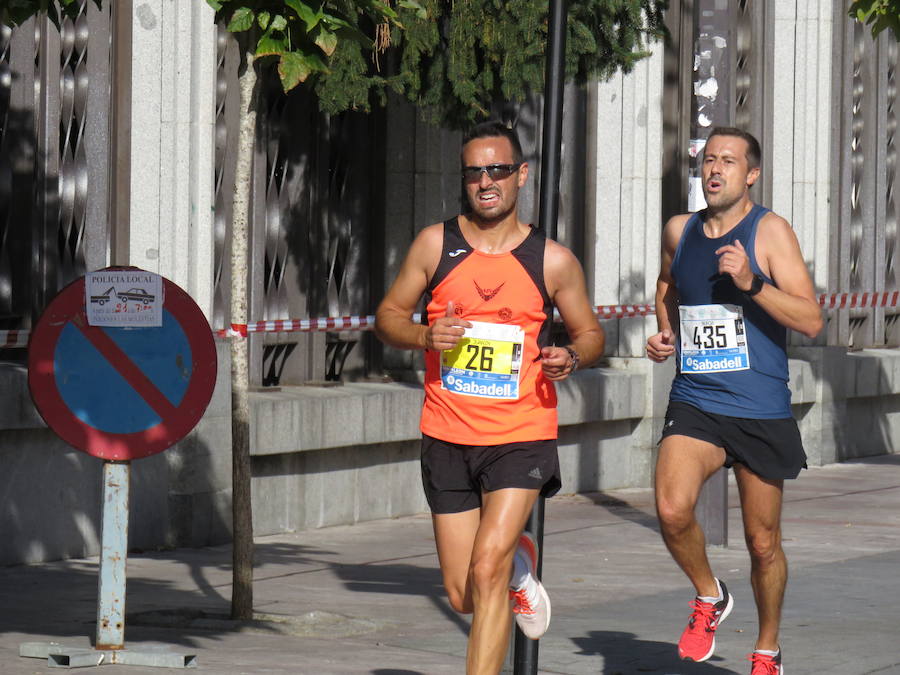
746, 274, 765, 296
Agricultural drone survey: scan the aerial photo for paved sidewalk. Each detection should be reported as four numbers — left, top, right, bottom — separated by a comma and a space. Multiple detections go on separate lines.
2, 455, 900, 674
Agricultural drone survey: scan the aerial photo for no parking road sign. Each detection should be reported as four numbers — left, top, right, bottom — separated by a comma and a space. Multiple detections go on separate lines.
28, 269, 217, 460
23, 268, 215, 665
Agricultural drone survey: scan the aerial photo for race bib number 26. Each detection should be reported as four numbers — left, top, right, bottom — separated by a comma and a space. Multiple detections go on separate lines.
441, 321, 524, 399
679, 304, 750, 374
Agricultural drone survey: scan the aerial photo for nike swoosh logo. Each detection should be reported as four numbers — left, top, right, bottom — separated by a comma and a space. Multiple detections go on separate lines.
448, 249, 467, 258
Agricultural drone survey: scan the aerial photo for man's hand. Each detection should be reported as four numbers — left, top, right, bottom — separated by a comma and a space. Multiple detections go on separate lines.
424, 301, 471, 351
715, 239, 753, 291
646, 329, 676, 362
540, 346, 576, 381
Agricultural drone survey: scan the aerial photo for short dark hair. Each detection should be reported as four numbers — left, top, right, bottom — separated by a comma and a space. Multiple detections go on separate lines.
461, 120, 524, 164
707, 126, 761, 169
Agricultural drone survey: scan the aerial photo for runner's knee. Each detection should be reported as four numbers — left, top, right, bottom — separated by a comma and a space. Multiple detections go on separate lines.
445, 585, 473, 614
656, 494, 695, 533
744, 529, 781, 564
469, 552, 511, 595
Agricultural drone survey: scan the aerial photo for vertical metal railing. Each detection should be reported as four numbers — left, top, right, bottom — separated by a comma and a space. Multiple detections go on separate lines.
881, 39, 900, 345
0, 1, 110, 346
733, 0, 772, 207
212, 23, 239, 333
831, 16, 900, 349
0, 22, 15, 327
241, 68, 378, 386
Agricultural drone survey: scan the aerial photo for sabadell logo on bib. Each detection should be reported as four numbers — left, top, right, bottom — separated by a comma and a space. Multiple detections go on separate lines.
446, 375, 514, 397
684, 356, 744, 371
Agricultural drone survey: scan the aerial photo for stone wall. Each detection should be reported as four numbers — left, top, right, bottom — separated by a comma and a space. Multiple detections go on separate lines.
0, 341, 232, 566
4, 343, 899, 566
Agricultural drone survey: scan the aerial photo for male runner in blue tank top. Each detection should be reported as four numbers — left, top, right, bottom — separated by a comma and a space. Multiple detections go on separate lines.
646, 127, 823, 675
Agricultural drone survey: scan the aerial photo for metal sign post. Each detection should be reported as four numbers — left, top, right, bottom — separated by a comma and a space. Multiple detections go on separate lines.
689, 0, 733, 547
510, 1, 569, 674
21, 268, 216, 669
96, 461, 130, 651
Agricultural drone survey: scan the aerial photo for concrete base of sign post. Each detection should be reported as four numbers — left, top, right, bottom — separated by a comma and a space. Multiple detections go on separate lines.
19, 641, 197, 668
18, 462, 200, 669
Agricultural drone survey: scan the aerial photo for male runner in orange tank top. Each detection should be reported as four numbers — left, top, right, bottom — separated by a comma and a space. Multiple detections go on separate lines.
376, 121, 604, 674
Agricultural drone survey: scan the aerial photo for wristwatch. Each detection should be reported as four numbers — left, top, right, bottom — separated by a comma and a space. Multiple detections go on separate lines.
563, 346, 580, 373
746, 274, 765, 297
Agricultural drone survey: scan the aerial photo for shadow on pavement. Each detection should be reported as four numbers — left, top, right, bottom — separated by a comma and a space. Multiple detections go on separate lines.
571, 630, 739, 674
584, 492, 661, 534
0, 539, 457, 648
331, 557, 467, 635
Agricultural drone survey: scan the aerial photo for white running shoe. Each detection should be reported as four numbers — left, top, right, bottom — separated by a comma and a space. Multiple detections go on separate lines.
509, 531, 551, 640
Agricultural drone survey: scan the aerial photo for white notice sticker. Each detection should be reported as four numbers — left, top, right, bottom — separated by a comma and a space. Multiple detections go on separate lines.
86, 270, 164, 327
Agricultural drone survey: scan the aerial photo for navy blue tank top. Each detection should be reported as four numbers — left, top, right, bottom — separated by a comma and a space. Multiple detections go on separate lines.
669, 204, 791, 418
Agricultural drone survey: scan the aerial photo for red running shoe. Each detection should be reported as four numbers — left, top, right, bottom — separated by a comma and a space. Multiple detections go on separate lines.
748, 649, 783, 675
677, 579, 734, 662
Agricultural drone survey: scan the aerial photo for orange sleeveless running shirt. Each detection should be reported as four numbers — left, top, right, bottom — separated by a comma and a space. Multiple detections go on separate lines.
419, 217, 558, 445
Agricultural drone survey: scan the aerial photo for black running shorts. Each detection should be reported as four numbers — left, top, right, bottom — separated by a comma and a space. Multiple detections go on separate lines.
660, 401, 807, 480
420, 435, 562, 514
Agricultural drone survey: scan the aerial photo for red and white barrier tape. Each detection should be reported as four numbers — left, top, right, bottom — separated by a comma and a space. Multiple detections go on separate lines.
595, 304, 655, 319
1, 293, 898, 347
1, 330, 29, 348
818, 291, 900, 309
212, 294, 900, 335
215, 315, 380, 338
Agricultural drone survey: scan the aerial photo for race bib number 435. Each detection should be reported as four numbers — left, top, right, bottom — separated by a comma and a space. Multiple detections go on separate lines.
679, 304, 750, 374
441, 321, 524, 399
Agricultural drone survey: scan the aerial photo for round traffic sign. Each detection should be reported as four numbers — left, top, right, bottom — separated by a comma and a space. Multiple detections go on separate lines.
28, 271, 217, 460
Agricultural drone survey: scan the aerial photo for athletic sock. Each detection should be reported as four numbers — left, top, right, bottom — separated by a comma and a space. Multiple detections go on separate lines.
509, 549, 540, 603
697, 578, 723, 604
754, 649, 780, 657
510, 548, 530, 588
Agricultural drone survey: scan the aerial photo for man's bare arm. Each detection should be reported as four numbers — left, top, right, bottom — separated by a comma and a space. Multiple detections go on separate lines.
541, 241, 605, 381
647, 215, 688, 362
374, 224, 470, 351
716, 214, 822, 339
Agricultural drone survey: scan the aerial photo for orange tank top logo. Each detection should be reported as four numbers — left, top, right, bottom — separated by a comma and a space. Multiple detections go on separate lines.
474, 280, 505, 302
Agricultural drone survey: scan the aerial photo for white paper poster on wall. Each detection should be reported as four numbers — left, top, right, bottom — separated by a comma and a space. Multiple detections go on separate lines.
85, 270, 164, 327
688, 176, 708, 213
687, 138, 708, 213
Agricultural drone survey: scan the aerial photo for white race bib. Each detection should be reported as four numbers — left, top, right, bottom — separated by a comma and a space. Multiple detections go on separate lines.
679, 304, 750, 374
441, 321, 524, 399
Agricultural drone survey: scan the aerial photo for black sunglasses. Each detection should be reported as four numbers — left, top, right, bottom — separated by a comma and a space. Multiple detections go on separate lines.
461, 163, 522, 182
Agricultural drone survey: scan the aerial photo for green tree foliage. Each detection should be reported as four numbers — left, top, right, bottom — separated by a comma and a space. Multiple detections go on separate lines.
390, 0, 667, 127
849, 0, 900, 41
212, 0, 668, 128
207, 1, 419, 107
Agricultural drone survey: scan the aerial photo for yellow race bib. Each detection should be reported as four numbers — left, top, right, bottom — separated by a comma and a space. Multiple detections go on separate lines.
440, 321, 524, 399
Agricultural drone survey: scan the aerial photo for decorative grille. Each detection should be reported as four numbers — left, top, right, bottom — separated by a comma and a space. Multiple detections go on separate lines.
884, 39, 900, 345
731, 0, 771, 206
733, 0, 753, 130
833, 20, 899, 348
0, 2, 110, 348
236, 67, 379, 386
57, 6, 90, 285
212, 23, 238, 332
0, 23, 13, 325
848, 22, 866, 298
